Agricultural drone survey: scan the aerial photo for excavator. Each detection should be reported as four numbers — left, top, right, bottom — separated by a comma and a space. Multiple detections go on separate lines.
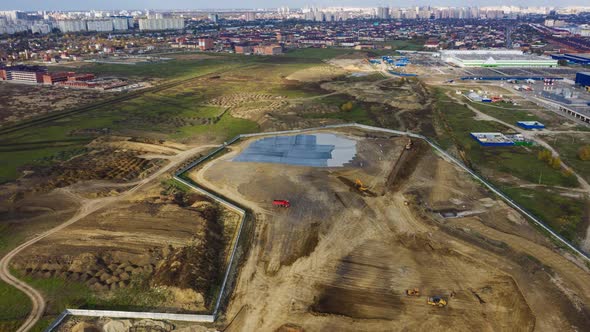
427, 296, 447, 307
406, 288, 420, 296
355, 179, 369, 192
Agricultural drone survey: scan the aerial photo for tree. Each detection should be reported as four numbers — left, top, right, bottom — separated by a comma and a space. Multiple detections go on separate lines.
537, 149, 552, 162
550, 156, 562, 170
578, 146, 590, 161
341, 101, 354, 112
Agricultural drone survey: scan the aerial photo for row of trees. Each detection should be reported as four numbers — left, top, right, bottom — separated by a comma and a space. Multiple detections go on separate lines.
537, 149, 562, 170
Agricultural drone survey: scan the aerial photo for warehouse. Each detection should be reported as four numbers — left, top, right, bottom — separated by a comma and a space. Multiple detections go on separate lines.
576, 72, 590, 89
441, 50, 558, 68
551, 53, 590, 65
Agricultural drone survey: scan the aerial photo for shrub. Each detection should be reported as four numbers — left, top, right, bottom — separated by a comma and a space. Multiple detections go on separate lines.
578, 145, 590, 161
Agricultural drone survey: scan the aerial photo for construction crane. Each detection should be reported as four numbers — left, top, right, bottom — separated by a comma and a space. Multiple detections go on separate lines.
427, 296, 447, 307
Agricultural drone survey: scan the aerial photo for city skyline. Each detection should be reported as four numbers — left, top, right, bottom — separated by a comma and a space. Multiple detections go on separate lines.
1, 0, 590, 11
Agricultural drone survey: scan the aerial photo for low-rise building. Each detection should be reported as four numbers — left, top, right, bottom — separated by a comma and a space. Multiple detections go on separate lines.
441, 49, 558, 67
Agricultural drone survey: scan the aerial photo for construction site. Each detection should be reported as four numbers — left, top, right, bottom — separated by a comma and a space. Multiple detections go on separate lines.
175, 127, 590, 331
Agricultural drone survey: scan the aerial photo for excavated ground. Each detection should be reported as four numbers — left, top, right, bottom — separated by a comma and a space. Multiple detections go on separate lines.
185, 128, 590, 332
10, 180, 241, 314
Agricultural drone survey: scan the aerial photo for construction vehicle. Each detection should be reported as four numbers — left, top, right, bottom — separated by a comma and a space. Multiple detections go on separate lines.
427, 296, 447, 307
405, 139, 412, 150
406, 288, 420, 296
355, 179, 369, 192
273, 200, 291, 208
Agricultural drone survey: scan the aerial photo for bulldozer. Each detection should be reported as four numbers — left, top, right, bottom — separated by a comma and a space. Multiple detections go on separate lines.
355, 179, 369, 192
406, 288, 420, 296
427, 296, 447, 307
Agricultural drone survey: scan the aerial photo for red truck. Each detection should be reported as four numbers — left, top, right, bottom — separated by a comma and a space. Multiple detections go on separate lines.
273, 200, 291, 208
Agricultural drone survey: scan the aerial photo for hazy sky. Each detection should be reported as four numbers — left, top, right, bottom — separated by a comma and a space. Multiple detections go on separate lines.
0, 0, 587, 11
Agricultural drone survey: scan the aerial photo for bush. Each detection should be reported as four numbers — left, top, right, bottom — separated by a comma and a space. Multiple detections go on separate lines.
578, 146, 590, 161
340, 101, 354, 112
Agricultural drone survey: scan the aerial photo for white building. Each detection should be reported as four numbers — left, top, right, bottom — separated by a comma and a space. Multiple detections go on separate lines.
31, 23, 52, 34
86, 19, 113, 32
57, 20, 87, 33
138, 18, 184, 31
112, 17, 130, 30
440, 49, 558, 68
377, 7, 390, 20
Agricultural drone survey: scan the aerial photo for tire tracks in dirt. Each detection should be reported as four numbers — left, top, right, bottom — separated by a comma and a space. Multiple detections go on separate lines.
0, 145, 215, 331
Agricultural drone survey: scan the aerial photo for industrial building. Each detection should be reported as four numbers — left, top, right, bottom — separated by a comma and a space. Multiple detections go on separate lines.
440, 50, 558, 68
517, 121, 545, 130
551, 53, 590, 65
576, 72, 590, 89
138, 18, 185, 31
470, 132, 531, 146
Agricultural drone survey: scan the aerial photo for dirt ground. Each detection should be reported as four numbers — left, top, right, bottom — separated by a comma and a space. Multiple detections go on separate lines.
9, 176, 241, 313
182, 128, 590, 331
0, 82, 106, 124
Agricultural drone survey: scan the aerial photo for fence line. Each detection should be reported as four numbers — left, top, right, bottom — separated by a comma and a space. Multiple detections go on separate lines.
44, 122, 590, 331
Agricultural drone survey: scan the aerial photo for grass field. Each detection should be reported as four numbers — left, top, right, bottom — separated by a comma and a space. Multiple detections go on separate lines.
469, 101, 542, 125
542, 134, 590, 183
53, 56, 238, 80
433, 87, 587, 242
502, 187, 587, 244
434, 89, 577, 188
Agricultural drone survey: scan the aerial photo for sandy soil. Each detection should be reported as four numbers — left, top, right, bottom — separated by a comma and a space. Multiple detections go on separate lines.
185, 129, 590, 331
0, 82, 106, 124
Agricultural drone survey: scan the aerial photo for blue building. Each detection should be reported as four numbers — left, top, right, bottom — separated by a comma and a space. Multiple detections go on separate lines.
517, 121, 545, 130
551, 53, 590, 65
576, 72, 590, 88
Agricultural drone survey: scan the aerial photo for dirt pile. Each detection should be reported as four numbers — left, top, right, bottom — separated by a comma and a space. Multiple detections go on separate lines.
152, 204, 224, 302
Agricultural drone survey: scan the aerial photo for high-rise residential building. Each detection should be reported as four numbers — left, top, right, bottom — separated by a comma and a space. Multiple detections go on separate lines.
208, 13, 219, 23
314, 11, 325, 22
112, 17, 130, 31
377, 7, 390, 20
57, 20, 87, 33
138, 18, 185, 31
390, 8, 402, 19
31, 23, 52, 34
245, 12, 256, 21
86, 19, 113, 32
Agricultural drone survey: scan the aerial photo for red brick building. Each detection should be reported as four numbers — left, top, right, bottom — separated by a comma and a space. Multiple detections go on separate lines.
198, 38, 214, 51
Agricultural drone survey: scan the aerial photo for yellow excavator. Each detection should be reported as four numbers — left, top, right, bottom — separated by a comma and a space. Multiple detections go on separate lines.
427, 296, 447, 307
355, 179, 369, 192
406, 288, 420, 296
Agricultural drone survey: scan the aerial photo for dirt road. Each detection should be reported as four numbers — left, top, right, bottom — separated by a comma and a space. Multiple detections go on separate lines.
0, 145, 214, 332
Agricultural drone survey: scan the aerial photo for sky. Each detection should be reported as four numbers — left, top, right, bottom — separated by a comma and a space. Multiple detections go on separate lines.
0, 0, 588, 11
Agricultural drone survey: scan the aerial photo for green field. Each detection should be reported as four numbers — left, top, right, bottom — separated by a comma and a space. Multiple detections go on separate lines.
433, 88, 587, 242
502, 187, 587, 244
434, 89, 577, 188
543, 134, 590, 183
469, 101, 542, 126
